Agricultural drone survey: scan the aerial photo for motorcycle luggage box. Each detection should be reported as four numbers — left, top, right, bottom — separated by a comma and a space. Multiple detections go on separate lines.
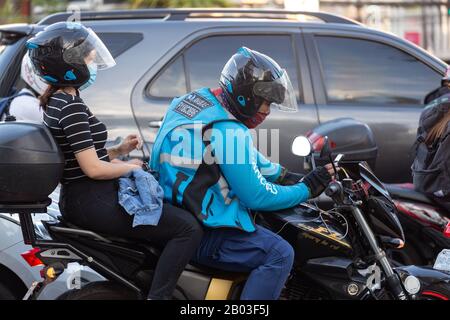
309, 118, 378, 169
0, 121, 63, 203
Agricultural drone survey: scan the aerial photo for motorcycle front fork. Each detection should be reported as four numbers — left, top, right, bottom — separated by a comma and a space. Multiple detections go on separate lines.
351, 206, 408, 300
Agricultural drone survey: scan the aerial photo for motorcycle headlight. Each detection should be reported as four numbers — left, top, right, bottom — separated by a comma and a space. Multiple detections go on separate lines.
403, 275, 421, 295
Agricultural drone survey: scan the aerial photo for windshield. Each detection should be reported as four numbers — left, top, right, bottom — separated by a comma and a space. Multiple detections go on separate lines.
358, 162, 393, 202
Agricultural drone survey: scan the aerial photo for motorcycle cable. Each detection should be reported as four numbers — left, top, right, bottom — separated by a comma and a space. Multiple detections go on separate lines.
268, 205, 349, 239
318, 208, 349, 240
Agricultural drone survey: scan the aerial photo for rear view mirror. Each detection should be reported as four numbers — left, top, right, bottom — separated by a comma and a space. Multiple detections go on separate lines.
291, 136, 312, 157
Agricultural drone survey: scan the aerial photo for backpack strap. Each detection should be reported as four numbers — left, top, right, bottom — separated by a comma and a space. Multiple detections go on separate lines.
2, 91, 35, 118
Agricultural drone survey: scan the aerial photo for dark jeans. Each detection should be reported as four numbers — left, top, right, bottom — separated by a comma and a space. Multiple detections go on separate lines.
59, 178, 203, 300
192, 225, 295, 300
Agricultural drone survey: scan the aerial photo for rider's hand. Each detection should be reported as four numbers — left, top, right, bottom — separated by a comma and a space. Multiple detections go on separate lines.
118, 134, 143, 155
302, 166, 332, 199
324, 163, 337, 180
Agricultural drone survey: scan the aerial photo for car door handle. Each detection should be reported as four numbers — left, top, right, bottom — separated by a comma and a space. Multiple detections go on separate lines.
149, 121, 162, 128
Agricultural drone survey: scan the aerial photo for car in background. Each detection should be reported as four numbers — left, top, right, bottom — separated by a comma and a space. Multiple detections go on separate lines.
0, 9, 446, 183
0, 9, 447, 299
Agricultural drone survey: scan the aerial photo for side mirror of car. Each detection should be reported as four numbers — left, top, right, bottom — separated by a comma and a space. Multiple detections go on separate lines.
291, 136, 312, 157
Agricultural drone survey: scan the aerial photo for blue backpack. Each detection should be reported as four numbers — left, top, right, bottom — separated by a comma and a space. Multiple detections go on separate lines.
0, 90, 35, 120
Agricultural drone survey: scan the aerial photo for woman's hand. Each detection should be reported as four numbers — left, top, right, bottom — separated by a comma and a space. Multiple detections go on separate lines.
111, 158, 144, 167
127, 163, 142, 171
118, 134, 143, 155
126, 158, 144, 167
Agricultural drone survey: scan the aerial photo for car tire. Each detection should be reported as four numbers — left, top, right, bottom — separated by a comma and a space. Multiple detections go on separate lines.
0, 282, 19, 300
57, 281, 140, 300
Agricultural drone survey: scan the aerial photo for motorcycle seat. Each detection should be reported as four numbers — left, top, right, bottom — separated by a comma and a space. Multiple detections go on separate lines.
386, 184, 436, 206
47, 219, 247, 279
46, 218, 162, 256
185, 261, 248, 278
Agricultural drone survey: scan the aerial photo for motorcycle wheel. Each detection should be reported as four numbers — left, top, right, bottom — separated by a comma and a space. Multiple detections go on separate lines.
57, 281, 140, 300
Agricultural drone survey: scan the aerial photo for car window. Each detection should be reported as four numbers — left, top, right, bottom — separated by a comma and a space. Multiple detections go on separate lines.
315, 36, 441, 105
186, 35, 301, 100
96, 33, 143, 58
148, 55, 187, 98
146, 34, 301, 101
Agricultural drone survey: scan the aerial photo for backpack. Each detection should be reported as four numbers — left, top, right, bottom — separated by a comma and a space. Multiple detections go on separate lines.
411, 94, 450, 199
424, 85, 450, 105
0, 90, 35, 121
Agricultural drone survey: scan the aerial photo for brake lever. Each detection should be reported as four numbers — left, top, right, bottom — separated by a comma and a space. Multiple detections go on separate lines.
331, 153, 344, 181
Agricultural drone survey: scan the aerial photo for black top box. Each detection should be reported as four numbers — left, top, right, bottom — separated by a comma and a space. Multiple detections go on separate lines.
0, 121, 63, 203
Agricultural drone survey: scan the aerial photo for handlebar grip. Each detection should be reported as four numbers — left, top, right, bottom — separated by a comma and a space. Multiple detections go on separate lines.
325, 183, 339, 197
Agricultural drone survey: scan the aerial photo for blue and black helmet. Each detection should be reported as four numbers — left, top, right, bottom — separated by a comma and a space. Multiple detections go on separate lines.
219, 47, 297, 121
26, 22, 115, 88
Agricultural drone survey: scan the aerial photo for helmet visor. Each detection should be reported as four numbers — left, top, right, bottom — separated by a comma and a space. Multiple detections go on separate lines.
62, 28, 116, 70
253, 69, 298, 112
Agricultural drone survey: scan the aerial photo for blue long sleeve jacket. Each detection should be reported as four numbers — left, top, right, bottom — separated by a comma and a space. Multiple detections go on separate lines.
210, 121, 310, 212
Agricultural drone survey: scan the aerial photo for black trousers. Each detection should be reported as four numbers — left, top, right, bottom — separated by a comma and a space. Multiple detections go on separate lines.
59, 178, 203, 299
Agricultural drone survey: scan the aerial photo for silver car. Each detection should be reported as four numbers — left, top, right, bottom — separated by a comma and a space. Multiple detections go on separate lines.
0, 189, 104, 300
0, 8, 448, 299
0, 9, 446, 182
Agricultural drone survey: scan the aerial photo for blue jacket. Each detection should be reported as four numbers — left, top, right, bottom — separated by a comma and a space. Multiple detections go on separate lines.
118, 169, 164, 227
151, 88, 310, 232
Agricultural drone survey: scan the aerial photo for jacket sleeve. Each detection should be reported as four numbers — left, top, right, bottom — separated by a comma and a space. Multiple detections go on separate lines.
255, 149, 285, 183
210, 121, 310, 211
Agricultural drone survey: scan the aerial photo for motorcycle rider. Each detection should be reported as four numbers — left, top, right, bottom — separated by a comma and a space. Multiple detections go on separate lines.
26, 21, 203, 300
412, 80, 450, 211
1, 54, 46, 122
424, 67, 450, 104
151, 47, 334, 299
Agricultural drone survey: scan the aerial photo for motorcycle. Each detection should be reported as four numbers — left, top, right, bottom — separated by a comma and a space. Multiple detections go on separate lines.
1, 121, 449, 300
304, 118, 450, 266
385, 183, 450, 266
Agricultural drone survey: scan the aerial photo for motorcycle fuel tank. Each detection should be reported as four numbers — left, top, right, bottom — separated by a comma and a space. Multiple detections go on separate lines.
259, 203, 352, 265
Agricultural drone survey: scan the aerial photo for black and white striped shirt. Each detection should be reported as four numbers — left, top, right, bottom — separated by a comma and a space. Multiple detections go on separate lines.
43, 92, 109, 184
